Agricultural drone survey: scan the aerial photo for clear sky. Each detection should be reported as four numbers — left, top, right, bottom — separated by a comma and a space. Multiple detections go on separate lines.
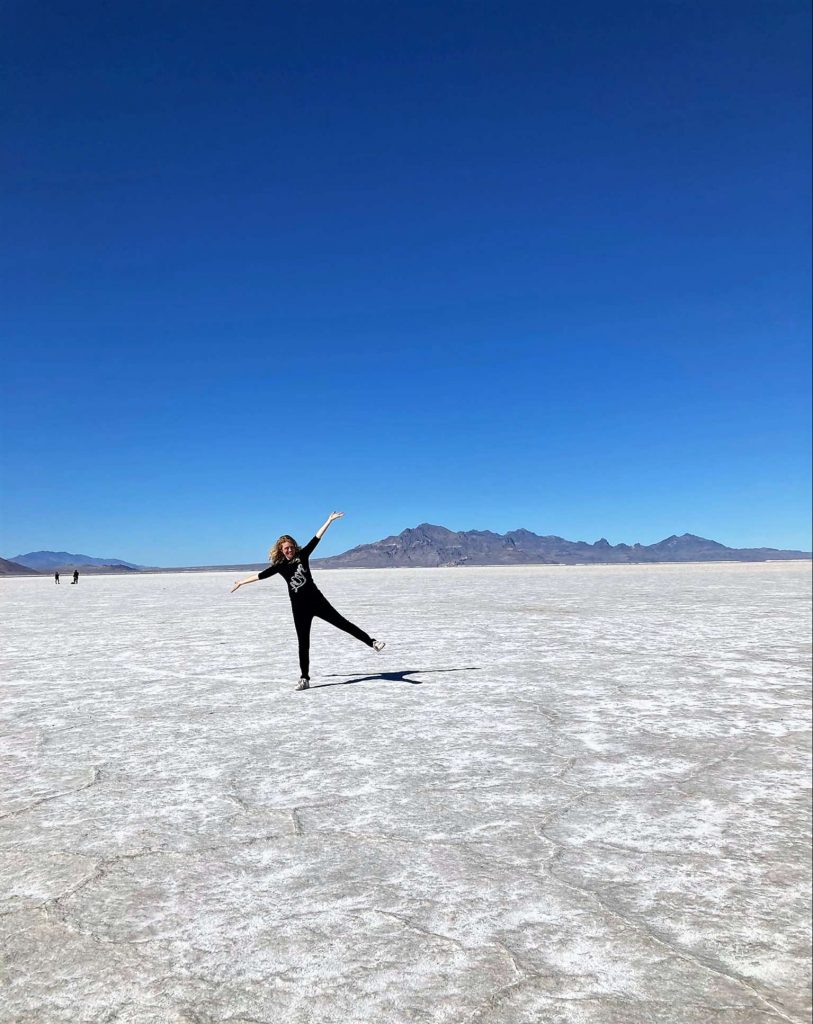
2, 1, 810, 565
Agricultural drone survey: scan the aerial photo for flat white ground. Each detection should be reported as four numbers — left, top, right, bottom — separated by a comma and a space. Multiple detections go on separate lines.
1, 562, 810, 1024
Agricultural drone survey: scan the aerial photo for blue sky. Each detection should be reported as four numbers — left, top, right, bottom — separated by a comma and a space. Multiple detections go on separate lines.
2, 1, 810, 565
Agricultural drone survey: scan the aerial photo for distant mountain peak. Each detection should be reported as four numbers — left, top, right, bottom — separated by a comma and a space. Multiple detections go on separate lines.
651, 534, 726, 551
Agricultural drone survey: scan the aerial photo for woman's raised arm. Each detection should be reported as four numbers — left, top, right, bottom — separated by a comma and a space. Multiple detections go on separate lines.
315, 511, 344, 540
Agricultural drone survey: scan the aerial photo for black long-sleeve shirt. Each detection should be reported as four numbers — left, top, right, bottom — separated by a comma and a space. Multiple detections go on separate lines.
258, 536, 322, 603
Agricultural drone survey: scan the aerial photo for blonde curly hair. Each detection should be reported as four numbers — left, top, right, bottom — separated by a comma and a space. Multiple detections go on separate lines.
269, 535, 299, 564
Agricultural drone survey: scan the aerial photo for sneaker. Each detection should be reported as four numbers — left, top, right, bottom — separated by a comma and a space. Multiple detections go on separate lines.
296, 677, 310, 690
371, 640, 386, 653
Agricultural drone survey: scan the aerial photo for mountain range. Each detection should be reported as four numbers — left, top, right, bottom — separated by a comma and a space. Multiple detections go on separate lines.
311, 524, 812, 568
7, 551, 141, 573
1, 527, 810, 575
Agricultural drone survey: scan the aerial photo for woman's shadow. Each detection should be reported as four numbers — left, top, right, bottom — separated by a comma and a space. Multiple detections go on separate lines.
309, 667, 479, 689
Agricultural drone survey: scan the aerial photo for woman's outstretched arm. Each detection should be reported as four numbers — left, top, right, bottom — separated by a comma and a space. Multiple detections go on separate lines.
230, 573, 260, 593
299, 511, 345, 559
315, 511, 344, 540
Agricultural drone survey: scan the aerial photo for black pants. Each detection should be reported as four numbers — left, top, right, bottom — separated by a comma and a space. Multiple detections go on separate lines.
292, 594, 373, 678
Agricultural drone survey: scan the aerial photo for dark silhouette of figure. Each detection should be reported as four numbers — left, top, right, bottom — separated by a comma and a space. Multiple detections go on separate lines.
54, 572, 60, 584
72, 569, 79, 584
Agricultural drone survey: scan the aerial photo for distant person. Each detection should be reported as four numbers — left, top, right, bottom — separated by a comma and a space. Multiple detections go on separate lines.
231, 511, 385, 690
54, 571, 60, 584
72, 569, 79, 584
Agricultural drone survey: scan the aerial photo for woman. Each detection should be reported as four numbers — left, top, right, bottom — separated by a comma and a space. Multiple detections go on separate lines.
231, 511, 385, 690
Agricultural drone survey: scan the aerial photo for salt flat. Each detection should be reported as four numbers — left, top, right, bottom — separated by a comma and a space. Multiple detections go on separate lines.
1, 562, 810, 1024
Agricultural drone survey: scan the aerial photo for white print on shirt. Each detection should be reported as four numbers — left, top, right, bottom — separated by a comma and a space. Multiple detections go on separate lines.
289, 562, 308, 593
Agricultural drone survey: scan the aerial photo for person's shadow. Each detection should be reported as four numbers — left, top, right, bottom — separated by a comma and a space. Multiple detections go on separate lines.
309, 667, 479, 689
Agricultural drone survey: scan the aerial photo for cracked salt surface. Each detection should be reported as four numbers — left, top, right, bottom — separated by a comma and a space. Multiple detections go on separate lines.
1, 562, 810, 1024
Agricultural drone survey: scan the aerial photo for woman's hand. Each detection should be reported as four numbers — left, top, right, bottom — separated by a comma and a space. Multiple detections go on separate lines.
230, 581, 242, 593
316, 511, 345, 540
